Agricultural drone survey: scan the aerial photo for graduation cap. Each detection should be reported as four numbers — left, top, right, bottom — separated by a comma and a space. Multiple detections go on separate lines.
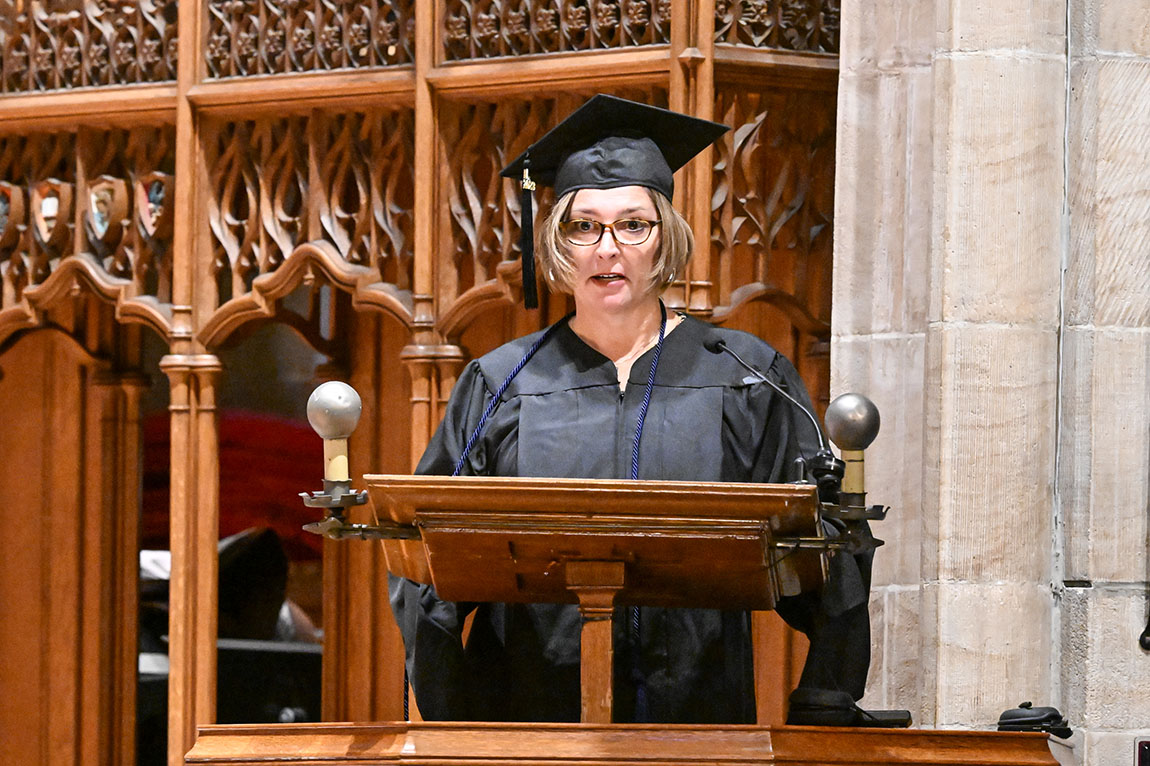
500, 95, 728, 309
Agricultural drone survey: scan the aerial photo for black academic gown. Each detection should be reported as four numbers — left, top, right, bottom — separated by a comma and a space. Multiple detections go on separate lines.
389, 315, 871, 723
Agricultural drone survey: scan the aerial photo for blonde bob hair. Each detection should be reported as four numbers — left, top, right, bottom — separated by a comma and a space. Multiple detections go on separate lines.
536, 187, 694, 295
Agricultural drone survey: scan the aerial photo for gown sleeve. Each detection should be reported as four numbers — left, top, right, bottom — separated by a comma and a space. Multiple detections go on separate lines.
414, 360, 492, 477
387, 361, 490, 720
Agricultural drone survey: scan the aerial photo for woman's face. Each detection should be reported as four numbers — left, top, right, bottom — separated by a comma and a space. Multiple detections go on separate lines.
564, 185, 662, 317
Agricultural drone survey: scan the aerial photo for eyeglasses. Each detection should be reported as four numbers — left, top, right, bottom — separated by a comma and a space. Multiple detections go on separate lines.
560, 218, 660, 247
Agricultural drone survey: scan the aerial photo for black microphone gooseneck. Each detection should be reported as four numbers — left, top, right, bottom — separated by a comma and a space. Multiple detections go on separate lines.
704, 338, 844, 498
704, 338, 826, 450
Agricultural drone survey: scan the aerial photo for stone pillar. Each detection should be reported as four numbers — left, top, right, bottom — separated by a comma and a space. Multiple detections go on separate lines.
1061, 4, 1150, 763
923, 0, 1066, 728
831, 0, 934, 718
834, 0, 1068, 728
837, 0, 1150, 755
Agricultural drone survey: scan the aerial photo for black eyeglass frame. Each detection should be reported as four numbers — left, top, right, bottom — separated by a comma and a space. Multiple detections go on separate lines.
560, 218, 662, 247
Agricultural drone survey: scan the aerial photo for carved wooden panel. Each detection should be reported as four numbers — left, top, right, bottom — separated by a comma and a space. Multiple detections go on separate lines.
82, 125, 177, 302
442, 0, 672, 61
0, 3, 843, 761
0, 126, 176, 316
0, 132, 74, 306
0, 0, 177, 92
205, 109, 415, 316
204, 0, 415, 78
714, 0, 838, 53
710, 84, 834, 326
439, 97, 552, 308
0, 0, 842, 88
315, 110, 415, 283
208, 118, 297, 303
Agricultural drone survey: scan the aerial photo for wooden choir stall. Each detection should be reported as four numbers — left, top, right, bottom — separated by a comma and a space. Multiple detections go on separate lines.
186, 474, 1060, 766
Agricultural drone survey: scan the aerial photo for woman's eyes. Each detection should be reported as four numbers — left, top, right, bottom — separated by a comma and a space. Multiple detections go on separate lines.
617, 219, 647, 232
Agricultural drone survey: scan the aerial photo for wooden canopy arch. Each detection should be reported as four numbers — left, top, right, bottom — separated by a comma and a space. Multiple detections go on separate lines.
197, 240, 415, 352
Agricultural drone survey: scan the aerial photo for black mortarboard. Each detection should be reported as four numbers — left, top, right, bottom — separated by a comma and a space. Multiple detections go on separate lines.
501, 94, 728, 308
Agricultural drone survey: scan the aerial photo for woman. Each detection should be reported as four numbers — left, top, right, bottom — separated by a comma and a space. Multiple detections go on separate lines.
389, 95, 871, 723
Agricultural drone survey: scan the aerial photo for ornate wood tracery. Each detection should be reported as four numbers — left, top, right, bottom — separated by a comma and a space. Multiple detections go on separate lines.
440, 0, 673, 60
0, 0, 177, 92
710, 83, 833, 329
0, 2, 838, 764
203, 0, 415, 78
0, 124, 176, 348
714, 0, 839, 52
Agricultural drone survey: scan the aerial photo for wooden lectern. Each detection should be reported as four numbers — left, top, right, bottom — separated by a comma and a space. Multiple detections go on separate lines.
185, 475, 1061, 766
368, 475, 826, 724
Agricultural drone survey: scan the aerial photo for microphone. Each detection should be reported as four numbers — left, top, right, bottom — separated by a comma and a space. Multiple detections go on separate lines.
704, 338, 843, 498
705, 337, 889, 553
704, 338, 826, 451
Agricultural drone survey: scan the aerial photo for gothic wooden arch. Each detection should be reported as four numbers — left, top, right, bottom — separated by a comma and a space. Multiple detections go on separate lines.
198, 240, 414, 352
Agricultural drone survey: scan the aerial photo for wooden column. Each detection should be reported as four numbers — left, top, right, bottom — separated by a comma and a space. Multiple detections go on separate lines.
686, 0, 717, 316
411, 0, 439, 350
566, 560, 626, 724
323, 314, 429, 725
165, 0, 213, 754
401, 344, 467, 464
162, 354, 222, 766
381, 342, 465, 721
0, 332, 146, 766
84, 369, 150, 766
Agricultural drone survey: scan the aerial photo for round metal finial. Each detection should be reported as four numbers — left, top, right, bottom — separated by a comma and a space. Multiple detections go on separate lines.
306, 381, 362, 439
825, 393, 881, 450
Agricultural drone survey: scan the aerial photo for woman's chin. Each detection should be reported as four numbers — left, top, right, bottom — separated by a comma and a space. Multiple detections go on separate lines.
575, 290, 662, 318
578, 286, 633, 310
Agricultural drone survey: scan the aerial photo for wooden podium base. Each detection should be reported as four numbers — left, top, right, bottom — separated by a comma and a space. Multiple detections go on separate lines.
185, 722, 1060, 765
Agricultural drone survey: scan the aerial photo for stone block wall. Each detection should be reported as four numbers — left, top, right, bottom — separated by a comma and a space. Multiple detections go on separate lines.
834, 0, 1150, 762
1060, 2, 1150, 762
832, 0, 933, 717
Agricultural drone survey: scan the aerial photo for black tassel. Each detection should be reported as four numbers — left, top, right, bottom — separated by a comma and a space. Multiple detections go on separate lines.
520, 156, 538, 309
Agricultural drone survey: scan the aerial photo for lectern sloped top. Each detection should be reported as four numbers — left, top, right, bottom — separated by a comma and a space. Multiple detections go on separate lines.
364, 475, 825, 612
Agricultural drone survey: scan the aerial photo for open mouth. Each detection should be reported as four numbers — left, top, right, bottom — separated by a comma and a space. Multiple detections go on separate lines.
592, 274, 625, 282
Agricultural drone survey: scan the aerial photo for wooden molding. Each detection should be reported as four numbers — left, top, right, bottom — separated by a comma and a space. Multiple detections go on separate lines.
0, 86, 177, 133
197, 240, 414, 349
712, 282, 831, 337
435, 260, 524, 340
186, 722, 1060, 765
367, 474, 819, 521
713, 46, 838, 91
0, 302, 40, 350
24, 255, 173, 333
187, 70, 417, 116
0, 255, 173, 349
426, 48, 673, 98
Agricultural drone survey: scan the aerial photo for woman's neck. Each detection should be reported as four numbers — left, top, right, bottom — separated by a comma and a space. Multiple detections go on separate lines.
569, 300, 664, 363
